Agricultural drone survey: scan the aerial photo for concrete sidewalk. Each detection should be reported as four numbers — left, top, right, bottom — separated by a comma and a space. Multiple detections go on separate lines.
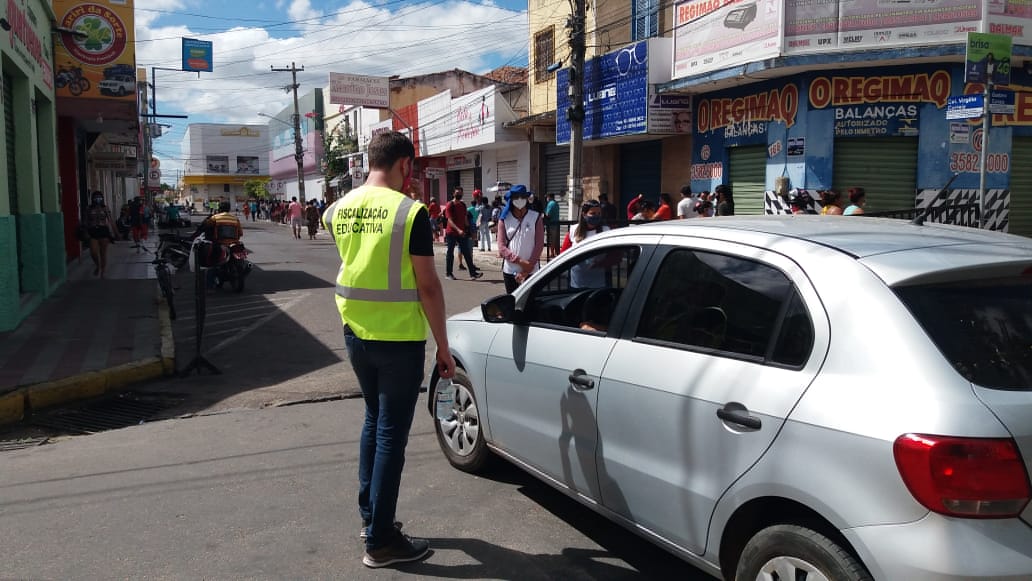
0, 239, 175, 426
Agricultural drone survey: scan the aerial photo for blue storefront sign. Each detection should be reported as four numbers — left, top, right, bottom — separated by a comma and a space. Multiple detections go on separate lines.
182, 38, 214, 73
557, 41, 649, 144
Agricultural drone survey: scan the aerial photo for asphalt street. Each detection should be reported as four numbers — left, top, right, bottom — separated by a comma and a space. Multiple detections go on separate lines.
0, 218, 714, 579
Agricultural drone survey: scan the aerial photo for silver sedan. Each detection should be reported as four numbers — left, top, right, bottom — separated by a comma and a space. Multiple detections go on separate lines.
428, 215, 1032, 580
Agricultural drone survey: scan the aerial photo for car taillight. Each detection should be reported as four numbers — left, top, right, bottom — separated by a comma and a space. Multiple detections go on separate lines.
894, 434, 1031, 518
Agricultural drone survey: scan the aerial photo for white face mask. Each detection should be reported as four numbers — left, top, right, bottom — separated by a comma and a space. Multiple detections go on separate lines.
511, 198, 527, 209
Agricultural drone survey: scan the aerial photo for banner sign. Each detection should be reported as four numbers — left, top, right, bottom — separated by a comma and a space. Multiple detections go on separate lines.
647, 91, 693, 134
989, 0, 1032, 47
182, 38, 213, 72
965, 32, 1012, 85
673, 0, 781, 78
785, 0, 981, 54
53, 1, 137, 101
418, 90, 453, 156
451, 86, 497, 150
808, 71, 950, 136
328, 73, 390, 108
557, 41, 650, 144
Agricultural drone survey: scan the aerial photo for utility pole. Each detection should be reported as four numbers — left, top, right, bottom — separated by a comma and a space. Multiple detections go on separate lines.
271, 62, 307, 204
566, 0, 587, 212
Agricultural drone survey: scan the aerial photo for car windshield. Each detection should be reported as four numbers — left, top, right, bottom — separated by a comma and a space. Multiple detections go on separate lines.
896, 276, 1032, 390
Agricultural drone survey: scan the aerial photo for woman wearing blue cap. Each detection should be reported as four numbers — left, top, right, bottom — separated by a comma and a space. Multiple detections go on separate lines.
496, 184, 544, 293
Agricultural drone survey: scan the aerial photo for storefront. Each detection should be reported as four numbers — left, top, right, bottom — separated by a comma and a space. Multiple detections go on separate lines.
1, 0, 63, 331
689, 63, 1030, 232
556, 38, 691, 211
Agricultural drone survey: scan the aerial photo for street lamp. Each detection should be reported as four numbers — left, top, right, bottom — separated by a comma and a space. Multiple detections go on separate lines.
258, 112, 306, 202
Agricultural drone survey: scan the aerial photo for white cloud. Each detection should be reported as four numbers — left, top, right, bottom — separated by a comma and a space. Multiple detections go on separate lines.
138, 0, 527, 179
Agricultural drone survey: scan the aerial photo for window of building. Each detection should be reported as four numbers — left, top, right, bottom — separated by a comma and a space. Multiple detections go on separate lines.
633, 0, 659, 40
534, 27, 555, 84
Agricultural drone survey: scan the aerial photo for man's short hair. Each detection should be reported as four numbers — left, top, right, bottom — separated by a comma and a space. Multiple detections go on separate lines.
367, 131, 415, 170
680, 184, 692, 196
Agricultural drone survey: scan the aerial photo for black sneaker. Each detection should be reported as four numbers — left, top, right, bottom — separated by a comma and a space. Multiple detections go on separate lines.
471, 271, 484, 280
362, 533, 430, 568
445, 273, 456, 280
360, 520, 403, 540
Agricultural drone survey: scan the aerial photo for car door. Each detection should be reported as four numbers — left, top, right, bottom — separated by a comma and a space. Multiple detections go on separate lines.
594, 238, 828, 555
485, 240, 650, 500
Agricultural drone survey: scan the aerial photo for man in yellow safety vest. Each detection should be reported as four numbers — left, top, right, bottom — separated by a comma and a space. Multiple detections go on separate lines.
323, 131, 455, 568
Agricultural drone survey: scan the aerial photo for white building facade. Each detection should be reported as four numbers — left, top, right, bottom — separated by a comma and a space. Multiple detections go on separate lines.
181, 124, 270, 212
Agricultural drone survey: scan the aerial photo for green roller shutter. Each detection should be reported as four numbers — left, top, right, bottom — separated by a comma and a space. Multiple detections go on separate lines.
1008, 137, 1032, 237
729, 145, 766, 215
833, 138, 917, 214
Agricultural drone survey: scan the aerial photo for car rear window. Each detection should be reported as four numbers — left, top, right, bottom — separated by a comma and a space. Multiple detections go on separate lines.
896, 277, 1032, 390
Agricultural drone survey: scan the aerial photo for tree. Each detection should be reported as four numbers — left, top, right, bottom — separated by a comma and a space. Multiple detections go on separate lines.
244, 178, 271, 200
322, 117, 359, 181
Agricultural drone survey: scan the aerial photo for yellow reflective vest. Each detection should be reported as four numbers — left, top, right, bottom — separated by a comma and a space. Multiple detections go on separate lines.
324, 186, 427, 341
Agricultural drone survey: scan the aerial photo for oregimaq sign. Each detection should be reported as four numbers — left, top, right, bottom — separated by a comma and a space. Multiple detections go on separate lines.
329, 73, 390, 108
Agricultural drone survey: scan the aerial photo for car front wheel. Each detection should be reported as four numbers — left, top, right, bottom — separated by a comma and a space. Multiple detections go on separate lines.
432, 367, 490, 473
736, 524, 871, 581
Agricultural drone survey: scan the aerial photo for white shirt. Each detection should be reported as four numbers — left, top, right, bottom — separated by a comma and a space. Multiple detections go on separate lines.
501, 209, 541, 276
677, 196, 697, 219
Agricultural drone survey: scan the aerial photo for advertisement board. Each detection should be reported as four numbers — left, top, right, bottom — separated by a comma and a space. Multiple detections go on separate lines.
182, 38, 213, 72
647, 91, 693, 134
989, 0, 1032, 45
557, 41, 650, 144
807, 70, 950, 136
451, 86, 497, 150
52, 1, 137, 101
673, 0, 781, 78
419, 90, 453, 156
785, 0, 981, 54
965, 32, 1012, 85
328, 73, 390, 108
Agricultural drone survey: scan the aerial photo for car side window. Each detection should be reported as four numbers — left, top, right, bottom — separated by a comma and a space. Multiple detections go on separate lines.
524, 245, 641, 332
636, 248, 813, 364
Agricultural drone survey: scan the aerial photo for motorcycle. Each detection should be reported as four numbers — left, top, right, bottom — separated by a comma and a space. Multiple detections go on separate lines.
157, 232, 194, 270
216, 241, 253, 293
194, 236, 252, 293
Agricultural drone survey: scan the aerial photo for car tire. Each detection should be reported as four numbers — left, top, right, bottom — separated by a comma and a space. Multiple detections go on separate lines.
432, 367, 491, 474
736, 524, 872, 581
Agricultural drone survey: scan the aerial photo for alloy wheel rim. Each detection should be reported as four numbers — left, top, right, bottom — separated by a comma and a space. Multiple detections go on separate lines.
756, 556, 830, 581
436, 379, 480, 457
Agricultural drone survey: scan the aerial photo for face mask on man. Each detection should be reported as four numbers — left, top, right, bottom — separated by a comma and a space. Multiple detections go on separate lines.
92, 197, 103, 205
454, 195, 463, 202
511, 198, 527, 210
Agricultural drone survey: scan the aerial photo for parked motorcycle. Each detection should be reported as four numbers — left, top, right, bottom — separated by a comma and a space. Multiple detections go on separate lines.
157, 233, 194, 270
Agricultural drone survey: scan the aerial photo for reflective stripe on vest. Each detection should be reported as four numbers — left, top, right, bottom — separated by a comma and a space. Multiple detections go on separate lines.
335, 195, 418, 302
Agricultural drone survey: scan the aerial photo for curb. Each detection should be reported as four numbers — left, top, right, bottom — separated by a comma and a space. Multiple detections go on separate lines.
0, 290, 177, 428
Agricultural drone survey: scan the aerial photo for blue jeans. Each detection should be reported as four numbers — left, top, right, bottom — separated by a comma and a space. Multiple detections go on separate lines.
445, 233, 478, 276
344, 332, 426, 550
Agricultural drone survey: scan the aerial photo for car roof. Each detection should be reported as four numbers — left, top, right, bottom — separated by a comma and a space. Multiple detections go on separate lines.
599, 215, 1032, 286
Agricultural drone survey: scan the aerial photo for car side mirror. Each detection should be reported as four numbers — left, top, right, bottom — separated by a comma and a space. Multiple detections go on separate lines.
481, 294, 518, 323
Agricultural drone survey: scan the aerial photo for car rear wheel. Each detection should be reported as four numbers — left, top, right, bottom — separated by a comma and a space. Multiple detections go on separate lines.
432, 367, 491, 473
736, 524, 871, 581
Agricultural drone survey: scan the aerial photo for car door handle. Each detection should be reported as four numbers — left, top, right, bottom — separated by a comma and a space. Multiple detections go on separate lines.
568, 369, 596, 390
716, 406, 762, 430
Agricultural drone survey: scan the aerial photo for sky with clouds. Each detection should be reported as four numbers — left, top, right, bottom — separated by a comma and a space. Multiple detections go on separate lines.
135, 0, 529, 181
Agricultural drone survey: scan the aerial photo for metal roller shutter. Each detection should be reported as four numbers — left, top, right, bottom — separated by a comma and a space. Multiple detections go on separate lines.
728, 145, 766, 215
497, 160, 518, 185
620, 140, 662, 210
833, 138, 917, 213
543, 143, 569, 196
459, 169, 475, 194
1008, 137, 1032, 237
